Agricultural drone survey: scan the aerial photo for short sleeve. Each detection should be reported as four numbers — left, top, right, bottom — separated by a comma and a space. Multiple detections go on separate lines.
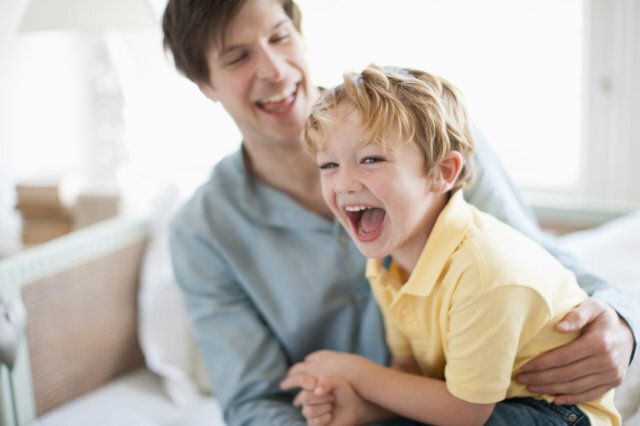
444, 285, 550, 403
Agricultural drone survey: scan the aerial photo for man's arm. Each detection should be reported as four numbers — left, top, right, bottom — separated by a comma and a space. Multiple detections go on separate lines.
466, 126, 639, 401
170, 218, 305, 426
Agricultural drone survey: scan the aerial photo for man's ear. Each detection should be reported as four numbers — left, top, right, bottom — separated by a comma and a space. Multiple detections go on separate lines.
432, 151, 464, 193
197, 81, 219, 102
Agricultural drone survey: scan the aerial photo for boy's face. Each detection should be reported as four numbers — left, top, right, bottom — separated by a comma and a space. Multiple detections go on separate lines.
198, 0, 314, 148
317, 106, 441, 261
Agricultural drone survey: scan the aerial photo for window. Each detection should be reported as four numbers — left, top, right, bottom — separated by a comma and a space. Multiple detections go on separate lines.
300, 0, 584, 192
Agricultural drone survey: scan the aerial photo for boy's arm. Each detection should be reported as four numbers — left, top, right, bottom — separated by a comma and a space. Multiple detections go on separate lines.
283, 354, 422, 425
290, 375, 397, 425
171, 220, 306, 426
466, 126, 638, 401
286, 351, 494, 426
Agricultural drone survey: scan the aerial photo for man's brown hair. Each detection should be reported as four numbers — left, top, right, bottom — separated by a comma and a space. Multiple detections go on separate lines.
162, 0, 302, 84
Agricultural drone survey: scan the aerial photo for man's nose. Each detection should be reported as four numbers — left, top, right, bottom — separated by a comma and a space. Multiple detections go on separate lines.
256, 46, 285, 81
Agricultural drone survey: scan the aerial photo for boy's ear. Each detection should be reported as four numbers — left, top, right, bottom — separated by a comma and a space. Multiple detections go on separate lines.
432, 151, 464, 193
197, 81, 219, 102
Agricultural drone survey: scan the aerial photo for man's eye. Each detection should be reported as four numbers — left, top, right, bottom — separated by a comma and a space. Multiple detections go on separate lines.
362, 156, 384, 164
225, 53, 248, 66
319, 162, 338, 170
271, 33, 290, 43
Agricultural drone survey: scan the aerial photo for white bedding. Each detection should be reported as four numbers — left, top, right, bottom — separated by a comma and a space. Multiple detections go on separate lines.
35, 368, 224, 426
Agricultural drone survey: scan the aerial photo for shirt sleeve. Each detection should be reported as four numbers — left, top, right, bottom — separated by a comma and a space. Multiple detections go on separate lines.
444, 286, 550, 404
465, 124, 640, 362
170, 217, 306, 426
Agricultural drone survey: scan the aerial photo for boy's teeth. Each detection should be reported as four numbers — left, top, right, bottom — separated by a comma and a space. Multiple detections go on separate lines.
260, 85, 296, 104
345, 206, 368, 212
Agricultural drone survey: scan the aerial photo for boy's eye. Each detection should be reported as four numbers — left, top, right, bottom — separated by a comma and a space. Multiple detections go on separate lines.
361, 156, 384, 165
319, 162, 338, 170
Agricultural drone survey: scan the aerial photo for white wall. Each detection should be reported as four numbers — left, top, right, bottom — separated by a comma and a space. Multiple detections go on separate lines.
1, 0, 85, 254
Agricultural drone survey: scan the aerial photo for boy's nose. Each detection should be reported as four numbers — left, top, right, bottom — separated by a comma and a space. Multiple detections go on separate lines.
335, 171, 363, 194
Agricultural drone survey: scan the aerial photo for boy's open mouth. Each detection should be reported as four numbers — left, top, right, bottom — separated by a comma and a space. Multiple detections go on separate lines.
345, 206, 386, 240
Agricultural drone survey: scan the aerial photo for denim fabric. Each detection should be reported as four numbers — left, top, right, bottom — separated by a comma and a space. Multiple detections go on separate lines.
486, 397, 590, 426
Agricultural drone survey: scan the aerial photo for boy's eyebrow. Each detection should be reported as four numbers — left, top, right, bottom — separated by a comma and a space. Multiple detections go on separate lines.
218, 19, 289, 57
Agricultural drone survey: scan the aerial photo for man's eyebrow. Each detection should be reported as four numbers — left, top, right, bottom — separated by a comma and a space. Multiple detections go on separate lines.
218, 19, 289, 57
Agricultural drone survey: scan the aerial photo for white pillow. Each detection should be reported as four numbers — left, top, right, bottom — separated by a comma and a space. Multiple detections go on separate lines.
138, 185, 212, 406
558, 210, 640, 421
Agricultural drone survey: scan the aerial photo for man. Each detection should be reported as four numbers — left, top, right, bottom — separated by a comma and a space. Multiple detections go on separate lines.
163, 0, 638, 424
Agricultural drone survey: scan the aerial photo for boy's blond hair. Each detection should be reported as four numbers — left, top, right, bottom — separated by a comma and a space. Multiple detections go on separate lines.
304, 65, 475, 190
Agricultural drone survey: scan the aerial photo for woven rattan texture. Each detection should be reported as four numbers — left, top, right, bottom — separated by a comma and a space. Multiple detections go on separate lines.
22, 241, 146, 415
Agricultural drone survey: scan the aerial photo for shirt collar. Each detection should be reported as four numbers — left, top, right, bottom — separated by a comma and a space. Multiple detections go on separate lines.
231, 146, 335, 231
403, 190, 473, 297
367, 190, 473, 297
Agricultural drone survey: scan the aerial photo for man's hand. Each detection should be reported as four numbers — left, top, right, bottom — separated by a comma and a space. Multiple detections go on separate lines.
516, 298, 633, 404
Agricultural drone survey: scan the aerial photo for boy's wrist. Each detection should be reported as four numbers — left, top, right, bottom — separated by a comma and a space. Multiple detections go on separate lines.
344, 355, 378, 396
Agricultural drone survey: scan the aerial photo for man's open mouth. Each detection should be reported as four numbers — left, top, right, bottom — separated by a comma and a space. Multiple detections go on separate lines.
344, 205, 386, 240
255, 83, 299, 114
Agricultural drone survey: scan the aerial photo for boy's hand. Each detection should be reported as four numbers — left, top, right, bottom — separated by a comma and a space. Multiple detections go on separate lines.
287, 350, 365, 381
309, 376, 362, 426
292, 379, 335, 426
281, 373, 361, 426
517, 298, 633, 404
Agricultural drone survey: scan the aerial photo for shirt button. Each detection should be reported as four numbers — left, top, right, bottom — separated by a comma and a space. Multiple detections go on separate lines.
401, 309, 407, 315
567, 413, 578, 423
339, 235, 348, 246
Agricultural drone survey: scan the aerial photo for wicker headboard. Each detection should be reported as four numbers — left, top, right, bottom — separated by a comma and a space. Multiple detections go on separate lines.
0, 216, 150, 425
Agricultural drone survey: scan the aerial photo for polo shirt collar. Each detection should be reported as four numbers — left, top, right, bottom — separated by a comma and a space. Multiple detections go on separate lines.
402, 190, 473, 297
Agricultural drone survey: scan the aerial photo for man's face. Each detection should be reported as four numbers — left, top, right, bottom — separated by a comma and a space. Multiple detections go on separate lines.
200, 0, 314, 148
317, 106, 440, 262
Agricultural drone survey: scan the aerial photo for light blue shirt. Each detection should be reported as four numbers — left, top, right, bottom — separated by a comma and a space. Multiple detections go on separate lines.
170, 129, 639, 426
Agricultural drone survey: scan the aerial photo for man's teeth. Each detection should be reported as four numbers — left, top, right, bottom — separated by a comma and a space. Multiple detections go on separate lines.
345, 206, 369, 212
260, 85, 297, 104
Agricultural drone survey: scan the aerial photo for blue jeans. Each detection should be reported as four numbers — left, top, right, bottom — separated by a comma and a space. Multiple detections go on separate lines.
486, 397, 590, 425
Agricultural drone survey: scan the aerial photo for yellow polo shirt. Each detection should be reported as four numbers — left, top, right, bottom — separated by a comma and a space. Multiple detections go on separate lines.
366, 190, 619, 425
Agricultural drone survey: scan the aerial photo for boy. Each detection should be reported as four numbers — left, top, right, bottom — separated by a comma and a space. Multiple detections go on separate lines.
283, 65, 620, 425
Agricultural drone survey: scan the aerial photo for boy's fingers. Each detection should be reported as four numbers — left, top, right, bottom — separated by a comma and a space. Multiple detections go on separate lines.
308, 412, 332, 426
288, 362, 310, 377
314, 376, 334, 397
302, 403, 333, 422
280, 372, 318, 391
293, 390, 334, 407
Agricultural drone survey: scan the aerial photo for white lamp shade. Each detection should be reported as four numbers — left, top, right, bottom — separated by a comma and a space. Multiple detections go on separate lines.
19, 0, 158, 32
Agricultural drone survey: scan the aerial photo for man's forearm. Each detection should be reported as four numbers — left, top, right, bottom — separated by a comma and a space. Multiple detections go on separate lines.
545, 242, 640, 362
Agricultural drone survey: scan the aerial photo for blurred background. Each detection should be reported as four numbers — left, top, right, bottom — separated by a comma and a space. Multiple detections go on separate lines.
1, 0, 639, 255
